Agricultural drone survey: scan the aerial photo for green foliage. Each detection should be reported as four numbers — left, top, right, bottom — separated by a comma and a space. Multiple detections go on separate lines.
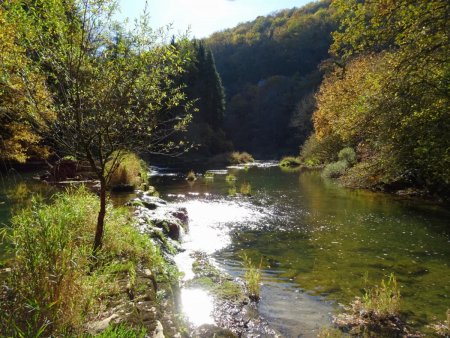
240, 183, 252, 196
108, 152, 148, 188
228, 186, 237, 197
361, 273, 401, 317
241, 254, 262, 301
0, 187, 168, 336
84, 324, 147, 338
229, 151, 254, 164
207, 1, 337, 157
225, 173, 237, 182
174, 40, 231, 157
322, 161, 348, 179
204, 172, 215, 180
317, 327, 346, 338
338, 147, 356, 166
309, 0, 450, 194
279, 156, 302, 168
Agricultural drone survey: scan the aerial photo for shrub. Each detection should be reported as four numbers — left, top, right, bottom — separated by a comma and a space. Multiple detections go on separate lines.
300, 134, 343, 164
279, 156, 302, 167
338, 147, 357, 165
229, 151, 254, 164
0, 187, 166, 336
108, 152, 148, 188
322, 160, 349, 179
241, 254, 262, 301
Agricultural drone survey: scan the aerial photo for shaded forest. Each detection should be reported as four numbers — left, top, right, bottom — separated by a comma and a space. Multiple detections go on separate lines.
206, 0, 336, 158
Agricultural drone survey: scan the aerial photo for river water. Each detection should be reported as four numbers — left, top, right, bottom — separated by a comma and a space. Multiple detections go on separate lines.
150, 163, 450, 337
1, 164, 449, 337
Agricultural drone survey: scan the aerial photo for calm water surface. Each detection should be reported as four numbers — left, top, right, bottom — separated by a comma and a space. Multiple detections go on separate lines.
1, 165, 449, 337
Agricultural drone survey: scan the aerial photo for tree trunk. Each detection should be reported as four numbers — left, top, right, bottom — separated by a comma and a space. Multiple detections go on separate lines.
93, 177, 106, 253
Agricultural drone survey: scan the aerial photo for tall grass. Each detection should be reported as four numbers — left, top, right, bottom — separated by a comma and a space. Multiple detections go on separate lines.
361, 273, 401, 317
0, 187, 167, 337
241, 254, 262, 301
108, 152, 148, 188
229, 151, 254, 164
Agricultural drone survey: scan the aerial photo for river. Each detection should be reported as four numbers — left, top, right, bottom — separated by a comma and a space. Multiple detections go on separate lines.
1, 164, 449, 337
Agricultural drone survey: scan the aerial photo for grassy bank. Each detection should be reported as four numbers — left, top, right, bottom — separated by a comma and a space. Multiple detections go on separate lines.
0, 187, 175, 337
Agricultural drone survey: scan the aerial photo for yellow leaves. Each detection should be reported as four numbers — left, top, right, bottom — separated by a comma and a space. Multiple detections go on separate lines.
313, 54, 388, 143
0, 122, 48, 163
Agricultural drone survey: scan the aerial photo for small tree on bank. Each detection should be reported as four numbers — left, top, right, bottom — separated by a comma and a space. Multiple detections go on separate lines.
7, 0, 193, 252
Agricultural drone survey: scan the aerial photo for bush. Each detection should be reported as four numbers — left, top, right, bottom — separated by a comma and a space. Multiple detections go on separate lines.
338, 147, 357, 165
229, 151, 254, 164
300, 134, 343, 164
108, 152, 148, 188
322, 160, 349, 179
279, 156, 302, 167
0, 187, 166, 336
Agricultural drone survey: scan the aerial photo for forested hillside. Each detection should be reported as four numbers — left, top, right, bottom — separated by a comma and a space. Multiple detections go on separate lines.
206, 0, 336, 158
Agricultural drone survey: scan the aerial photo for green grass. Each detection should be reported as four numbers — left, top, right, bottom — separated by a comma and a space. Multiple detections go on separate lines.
361, 273, 401, 317
84, 324, 147, 337
108, 152, 148, 188
0, 187, 170, 337
241, 254, 262, 301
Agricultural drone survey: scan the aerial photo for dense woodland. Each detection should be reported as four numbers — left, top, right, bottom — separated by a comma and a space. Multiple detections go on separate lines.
207, 0, 336, 157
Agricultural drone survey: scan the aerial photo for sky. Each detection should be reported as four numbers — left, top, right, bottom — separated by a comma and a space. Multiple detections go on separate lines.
117, 0, 313, 39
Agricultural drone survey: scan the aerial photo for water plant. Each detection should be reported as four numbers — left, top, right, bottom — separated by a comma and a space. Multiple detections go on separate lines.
361, 273, 401, 317
228, 186, 237, 197
226, 173, 237, 182
241, 253, 262, 301
204, 172, 215, 180
186, 170, 197, 181
240, 182, 252, 196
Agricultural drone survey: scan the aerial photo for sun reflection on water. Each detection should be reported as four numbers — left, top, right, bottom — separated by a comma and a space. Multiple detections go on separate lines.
180, 288, 215, 326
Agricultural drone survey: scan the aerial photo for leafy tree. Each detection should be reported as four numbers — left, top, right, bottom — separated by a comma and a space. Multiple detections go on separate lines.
8, 0, 193, 251
0, 5, 54, 163
311, 0, 450, 192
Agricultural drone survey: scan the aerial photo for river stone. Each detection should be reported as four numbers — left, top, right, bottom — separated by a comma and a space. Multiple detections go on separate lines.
153, 320, 165, 338
193, 324, 237, 338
